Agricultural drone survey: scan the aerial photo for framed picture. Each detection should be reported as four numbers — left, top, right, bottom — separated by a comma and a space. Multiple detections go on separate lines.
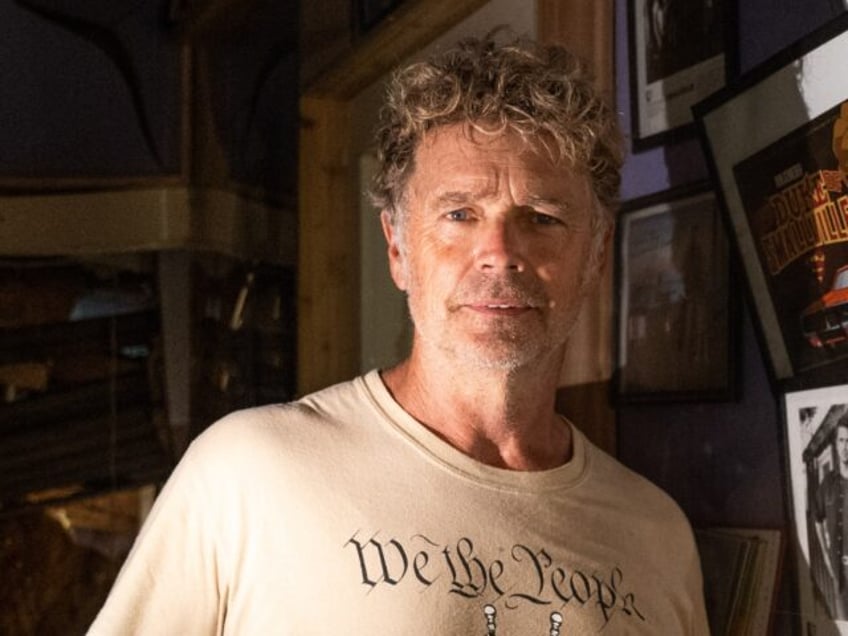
695, 14, 848, 391
614, 184, 737, 402
695, 526, 783, 635
627, 0, 731, 149
783, 384, 848, 633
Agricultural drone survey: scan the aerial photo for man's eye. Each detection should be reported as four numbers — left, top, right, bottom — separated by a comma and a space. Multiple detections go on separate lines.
531, 212, 561, 226
446, 209, 471, 221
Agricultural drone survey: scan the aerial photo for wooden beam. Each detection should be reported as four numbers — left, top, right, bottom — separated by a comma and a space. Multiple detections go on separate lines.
297, 97, 358, 394
305, 0, 489, 100
537, 0, 615, 94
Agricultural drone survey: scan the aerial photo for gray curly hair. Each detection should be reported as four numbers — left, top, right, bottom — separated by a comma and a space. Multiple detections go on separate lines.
371, 33, 623, 226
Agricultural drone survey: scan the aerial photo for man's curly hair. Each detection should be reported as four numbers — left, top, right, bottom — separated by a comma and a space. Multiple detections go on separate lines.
371, 33, 624, 223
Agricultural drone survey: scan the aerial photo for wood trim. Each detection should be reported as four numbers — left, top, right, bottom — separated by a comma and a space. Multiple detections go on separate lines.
0, 188, 191, 255
0, 187, 293, 264
298, 97, 358, 393
304, 0, 489, 100
537, 0, 614, 94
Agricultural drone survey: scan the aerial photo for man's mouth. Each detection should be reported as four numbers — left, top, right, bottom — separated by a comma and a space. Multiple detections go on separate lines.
451, 278, 547, 314
466, 302, 536, 315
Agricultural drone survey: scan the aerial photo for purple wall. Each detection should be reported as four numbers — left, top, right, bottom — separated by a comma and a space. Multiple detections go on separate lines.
614, 1, 846, 632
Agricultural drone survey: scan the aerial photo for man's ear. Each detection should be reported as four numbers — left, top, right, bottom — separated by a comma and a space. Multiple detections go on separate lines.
381, 209, 408, 291
583, 218, 615, 290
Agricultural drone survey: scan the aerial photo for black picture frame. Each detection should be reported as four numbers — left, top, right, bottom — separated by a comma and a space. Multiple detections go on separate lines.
614, 183, 738, 403
695, 14, 848, 392
783, 384, 848, 632
627, 0, 734, 150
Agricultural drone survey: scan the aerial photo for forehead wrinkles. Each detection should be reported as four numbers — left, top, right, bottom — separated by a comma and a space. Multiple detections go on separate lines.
413, 152, 565, 206
422, 173, 593, 221
403, 125, 597, 222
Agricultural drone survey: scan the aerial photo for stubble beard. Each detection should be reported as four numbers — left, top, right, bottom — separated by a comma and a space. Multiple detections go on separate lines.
404, 270, 589, 373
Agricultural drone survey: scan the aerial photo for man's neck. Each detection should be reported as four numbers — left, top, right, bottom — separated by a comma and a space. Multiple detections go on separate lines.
381, 348, 571, 471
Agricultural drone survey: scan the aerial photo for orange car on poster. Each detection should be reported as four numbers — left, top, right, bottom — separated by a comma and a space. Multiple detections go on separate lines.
801, 264, 848, 349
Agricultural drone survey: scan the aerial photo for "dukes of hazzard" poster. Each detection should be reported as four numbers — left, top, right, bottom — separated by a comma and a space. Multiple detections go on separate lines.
733, 100, 848, 374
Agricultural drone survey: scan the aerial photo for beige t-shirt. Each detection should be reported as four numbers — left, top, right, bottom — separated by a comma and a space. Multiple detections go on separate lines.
89, 371, 708, 635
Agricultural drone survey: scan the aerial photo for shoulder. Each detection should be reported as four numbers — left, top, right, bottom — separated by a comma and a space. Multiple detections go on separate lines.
579, 433, 694, 541
199, 375, 368, 440
182, 376, 372, 475
566, 430, 706, 624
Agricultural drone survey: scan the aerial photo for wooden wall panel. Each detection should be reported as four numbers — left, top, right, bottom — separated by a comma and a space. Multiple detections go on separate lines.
298, 97, 358, 394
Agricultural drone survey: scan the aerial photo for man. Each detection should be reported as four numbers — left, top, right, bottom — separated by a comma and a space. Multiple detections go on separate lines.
814, 415, 848, 620
89, 35, 708, 634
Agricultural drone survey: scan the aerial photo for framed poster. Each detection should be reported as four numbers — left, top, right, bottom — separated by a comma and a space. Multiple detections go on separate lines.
784, 384, 848, 633
696, 14, 848, 390
614, 184, 736, 402
627, 0, 731, 149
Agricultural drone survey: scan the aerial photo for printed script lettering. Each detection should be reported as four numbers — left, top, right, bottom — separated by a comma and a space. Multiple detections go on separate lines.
761, 170, 848, 275
345, 532, 645, 628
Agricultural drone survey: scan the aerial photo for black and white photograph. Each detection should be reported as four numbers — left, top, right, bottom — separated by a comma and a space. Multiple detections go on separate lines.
785, 385, 848, 633
628, 0, 728, 148
615, 185, 735, 401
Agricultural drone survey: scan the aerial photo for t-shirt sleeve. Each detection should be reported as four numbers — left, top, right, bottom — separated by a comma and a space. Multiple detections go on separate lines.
87, 434, 226, 635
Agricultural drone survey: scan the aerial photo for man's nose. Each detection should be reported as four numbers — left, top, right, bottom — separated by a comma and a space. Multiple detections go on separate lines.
474, 219, 525, 273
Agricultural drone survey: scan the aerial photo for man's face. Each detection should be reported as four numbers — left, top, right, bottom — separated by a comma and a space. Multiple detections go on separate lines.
382, 124, 608, 370
837, 425, 848, 466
